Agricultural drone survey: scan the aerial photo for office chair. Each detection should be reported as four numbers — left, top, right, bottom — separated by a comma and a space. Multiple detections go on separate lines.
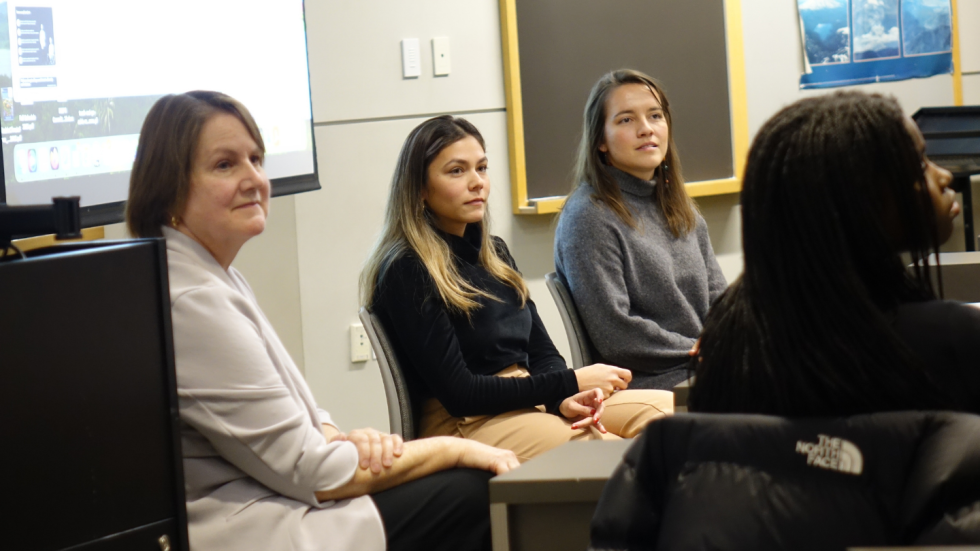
545, 272, 595, 369
358, 307, 417, 440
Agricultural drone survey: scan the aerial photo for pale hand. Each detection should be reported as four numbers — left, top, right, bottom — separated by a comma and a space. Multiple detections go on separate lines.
330, 428, 404, 474
455, 439, 520, 475
560, 388, 607, 433
575, 363, 631, 397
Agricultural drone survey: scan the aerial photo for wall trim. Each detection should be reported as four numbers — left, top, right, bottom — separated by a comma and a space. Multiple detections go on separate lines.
314, 108, 507, 128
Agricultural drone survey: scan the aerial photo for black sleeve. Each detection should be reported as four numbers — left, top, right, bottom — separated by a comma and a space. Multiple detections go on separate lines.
526, 298, 575, 414
373, 253, 577, 418
526, 298, 569, 374
491, 236, 570, 376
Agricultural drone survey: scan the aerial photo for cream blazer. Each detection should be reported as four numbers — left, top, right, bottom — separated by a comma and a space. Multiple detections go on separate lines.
164, 227, 384, 551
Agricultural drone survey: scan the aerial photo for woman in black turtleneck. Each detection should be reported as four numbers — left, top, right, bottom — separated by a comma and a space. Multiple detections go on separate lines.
361, 116, 673, 462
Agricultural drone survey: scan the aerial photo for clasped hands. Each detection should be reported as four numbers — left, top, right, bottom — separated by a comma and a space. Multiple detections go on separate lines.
560, 343, 700, 432
563, 363, 632, 433
559, 388, 607, 432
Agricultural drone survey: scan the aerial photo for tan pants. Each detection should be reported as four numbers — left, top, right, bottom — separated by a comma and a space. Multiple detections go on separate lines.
419, 365, 673, 462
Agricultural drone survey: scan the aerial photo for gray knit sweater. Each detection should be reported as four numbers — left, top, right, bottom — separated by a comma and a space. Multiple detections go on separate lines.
554, 167, 727, 374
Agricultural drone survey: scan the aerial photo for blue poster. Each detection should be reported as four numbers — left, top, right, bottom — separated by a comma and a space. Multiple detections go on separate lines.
798, 0, 952, 89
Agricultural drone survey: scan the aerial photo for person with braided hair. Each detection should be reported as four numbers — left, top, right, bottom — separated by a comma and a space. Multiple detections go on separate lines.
688, 91, 980, 416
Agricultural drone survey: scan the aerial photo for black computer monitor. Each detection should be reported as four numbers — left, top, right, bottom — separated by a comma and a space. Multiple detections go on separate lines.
913, 106, 980, 178
1, 239, 188, 551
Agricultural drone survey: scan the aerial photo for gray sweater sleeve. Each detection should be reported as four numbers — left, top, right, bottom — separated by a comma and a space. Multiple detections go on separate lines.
556, 191, 702, 371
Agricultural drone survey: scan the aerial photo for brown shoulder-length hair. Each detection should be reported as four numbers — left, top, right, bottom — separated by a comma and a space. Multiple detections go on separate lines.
126, 91, 265, 238
568, 69, 696, 237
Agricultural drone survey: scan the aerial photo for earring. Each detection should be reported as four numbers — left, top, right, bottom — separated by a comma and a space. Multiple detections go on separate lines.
662, 162, 669, 185
171, 215, 180, 228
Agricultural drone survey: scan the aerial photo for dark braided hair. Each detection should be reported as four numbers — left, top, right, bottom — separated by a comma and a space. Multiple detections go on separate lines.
688, 91, 952, 416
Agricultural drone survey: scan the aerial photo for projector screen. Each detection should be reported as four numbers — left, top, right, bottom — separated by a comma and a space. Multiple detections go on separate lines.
0, 0, 318, 226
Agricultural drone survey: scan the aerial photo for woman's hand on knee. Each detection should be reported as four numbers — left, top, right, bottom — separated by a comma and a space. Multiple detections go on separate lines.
330, 428, 404, 474
560, 388, 607, 433
575, 364, 631, 397
454, 439, 520, 475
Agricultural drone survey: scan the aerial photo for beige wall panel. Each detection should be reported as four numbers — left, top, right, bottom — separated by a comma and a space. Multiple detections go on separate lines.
696, 193, 744, 282
305, 0, 506, 123
102, 222, 128, 240
960, 0, 980, 74
964, 73, 980, 105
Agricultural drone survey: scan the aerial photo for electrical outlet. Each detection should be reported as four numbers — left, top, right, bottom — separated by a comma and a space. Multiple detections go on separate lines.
350, 323, 371, 362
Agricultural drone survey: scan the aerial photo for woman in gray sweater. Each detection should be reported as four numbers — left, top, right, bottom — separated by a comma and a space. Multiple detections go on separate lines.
555, 69, 727, 390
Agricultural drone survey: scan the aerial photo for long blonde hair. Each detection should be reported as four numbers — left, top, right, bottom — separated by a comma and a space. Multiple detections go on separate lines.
361, 116, 528, 315
567, 69, 697, 237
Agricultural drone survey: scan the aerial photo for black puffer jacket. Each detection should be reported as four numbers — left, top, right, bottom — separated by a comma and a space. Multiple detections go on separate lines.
590, 412, 980, 551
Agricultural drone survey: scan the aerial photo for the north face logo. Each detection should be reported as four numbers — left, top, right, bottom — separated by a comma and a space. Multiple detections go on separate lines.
795, 434, 863, 475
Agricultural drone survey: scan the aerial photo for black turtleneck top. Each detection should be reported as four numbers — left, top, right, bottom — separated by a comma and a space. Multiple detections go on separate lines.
372, 225, 578, 418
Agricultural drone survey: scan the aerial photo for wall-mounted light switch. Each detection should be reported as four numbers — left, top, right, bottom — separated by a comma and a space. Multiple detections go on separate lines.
401, 38, 421, 78
432, 36, 450, 76
350, 323, 371, 362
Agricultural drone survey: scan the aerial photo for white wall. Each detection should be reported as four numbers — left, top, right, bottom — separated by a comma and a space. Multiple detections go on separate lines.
961, 1, 980, 74
305, 1, 506, 123
962, 0, 980, 105
957, 0, 980, 249
966, 74, 980, 104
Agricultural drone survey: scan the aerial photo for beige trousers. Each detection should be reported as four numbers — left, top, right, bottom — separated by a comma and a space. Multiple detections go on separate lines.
419, 365, 674, 462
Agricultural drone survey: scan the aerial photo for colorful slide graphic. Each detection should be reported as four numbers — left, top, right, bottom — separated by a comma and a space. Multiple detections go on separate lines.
0, 0, 316, 209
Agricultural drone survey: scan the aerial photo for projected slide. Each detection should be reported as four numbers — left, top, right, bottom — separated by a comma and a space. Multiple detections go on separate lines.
0, 0, 316, 212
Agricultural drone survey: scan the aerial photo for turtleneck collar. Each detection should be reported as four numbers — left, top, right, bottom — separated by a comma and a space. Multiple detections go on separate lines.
607, 165, 658, 198
438, 223, 483, 264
